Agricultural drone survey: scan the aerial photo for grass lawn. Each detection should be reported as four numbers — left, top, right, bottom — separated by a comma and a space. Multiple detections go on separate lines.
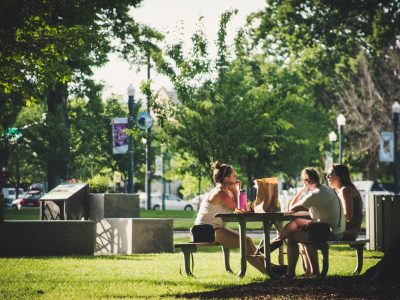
0, 238, 383, 300
2, 209, 383, 299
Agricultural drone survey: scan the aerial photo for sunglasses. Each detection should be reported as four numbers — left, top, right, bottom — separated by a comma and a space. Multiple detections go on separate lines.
326, 172, 336, 179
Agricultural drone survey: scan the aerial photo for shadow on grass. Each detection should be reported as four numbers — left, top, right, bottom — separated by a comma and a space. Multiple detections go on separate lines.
175, 276, 400, 299
0, 254, 161, 261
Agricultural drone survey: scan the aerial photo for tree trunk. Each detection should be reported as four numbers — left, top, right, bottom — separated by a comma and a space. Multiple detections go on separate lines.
46, 83, 70, 190
364, 234, 400, 282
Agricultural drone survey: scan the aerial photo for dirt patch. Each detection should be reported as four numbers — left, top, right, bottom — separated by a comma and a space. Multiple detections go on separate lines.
177, 276, 400, 299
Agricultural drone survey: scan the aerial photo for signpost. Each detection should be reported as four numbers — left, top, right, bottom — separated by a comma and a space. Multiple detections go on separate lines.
137, 112, 153, 210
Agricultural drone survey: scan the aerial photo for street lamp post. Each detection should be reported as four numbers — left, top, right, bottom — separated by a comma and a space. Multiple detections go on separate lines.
392, 101, 400, 194
146, 53, 152, 210
329, 131, 337, 163
127, 84, 135, 194
337, 114, 346, 164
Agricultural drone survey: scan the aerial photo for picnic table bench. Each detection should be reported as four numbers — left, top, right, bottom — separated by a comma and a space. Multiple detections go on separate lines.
174, 242, 232, 276
304, 238, 369, 277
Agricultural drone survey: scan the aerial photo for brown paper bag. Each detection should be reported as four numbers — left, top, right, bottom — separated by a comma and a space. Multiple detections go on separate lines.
253, 177, 279, 213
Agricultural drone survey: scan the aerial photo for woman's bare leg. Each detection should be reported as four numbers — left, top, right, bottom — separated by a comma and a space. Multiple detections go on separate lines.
304, 245, 319, 275
215, 227, 265, 274
286, 229, 309, 277
276, 218, 311, 241
299, 244, 313, 275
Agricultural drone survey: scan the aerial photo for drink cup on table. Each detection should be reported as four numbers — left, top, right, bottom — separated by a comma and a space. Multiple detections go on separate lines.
239, 189, 248, 211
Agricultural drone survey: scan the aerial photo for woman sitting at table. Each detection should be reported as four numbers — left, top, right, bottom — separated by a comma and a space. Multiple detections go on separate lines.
194, 161, 266, 274
269, 167, 345, 278
326, 164, 363, 240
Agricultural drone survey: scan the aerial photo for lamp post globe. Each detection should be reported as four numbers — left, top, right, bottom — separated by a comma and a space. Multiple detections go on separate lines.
127, 84, 135, 194
329, 131, 337, 162
329, 131, 337, 143
336, 114, 346, 164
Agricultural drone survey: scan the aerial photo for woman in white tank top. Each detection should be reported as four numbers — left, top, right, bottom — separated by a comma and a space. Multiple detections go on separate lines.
194, 161, 266, 274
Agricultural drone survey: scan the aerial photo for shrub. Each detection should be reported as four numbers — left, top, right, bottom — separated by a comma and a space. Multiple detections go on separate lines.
87, 174, 110, 193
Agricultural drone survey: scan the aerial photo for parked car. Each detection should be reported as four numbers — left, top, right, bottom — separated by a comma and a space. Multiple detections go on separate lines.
139, 192, 195, 210
11, 190, 43, 210
188, 193, 208, 210
2, 187, 24, 208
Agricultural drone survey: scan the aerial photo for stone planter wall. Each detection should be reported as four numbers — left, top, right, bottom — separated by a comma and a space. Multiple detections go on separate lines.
95, 218, 173, 254
89, 193, 139, 219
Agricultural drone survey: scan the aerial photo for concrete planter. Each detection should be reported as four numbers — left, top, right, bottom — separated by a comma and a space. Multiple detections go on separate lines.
0, 220, 96, 256
89, 193, 139, 220
95, 218, 173, 254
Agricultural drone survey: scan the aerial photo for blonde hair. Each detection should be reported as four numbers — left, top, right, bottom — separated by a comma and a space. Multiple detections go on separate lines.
301, 167, 320, 185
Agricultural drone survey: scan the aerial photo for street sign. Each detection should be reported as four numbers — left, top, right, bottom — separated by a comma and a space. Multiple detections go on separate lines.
3, 127, 22, 142
136, 112, 153, 130
380, 131, 394, 162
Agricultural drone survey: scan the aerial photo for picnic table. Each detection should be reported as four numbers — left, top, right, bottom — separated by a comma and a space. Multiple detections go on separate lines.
215, 211, 310, 279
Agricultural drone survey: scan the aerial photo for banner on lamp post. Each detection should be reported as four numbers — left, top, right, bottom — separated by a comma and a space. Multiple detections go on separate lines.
154, 155, 163, 176
379, 131, 394, 162
112, 118, 128, 154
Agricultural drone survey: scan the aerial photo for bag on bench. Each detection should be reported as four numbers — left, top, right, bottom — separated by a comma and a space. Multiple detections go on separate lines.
190, 224, 215, 243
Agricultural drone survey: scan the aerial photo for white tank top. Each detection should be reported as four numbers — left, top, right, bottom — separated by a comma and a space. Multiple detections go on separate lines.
194, 188, 234, 229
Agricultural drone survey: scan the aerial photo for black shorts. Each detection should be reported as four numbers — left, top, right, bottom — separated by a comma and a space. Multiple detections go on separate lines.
305, 222, 330, 241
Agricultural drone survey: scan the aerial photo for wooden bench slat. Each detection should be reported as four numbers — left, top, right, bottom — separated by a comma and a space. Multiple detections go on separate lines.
175, 242, 219, 248
326, 239, 369, 245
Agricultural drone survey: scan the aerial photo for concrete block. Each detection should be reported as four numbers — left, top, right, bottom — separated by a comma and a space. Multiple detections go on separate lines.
95, 218, 132, 254
89, 193, 139, 219
95, 218, 173, 255
0, 221, 96, 256
132, 218, 173, 254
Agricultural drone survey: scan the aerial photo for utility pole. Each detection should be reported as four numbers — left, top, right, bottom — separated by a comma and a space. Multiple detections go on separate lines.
146, 51, 152, 210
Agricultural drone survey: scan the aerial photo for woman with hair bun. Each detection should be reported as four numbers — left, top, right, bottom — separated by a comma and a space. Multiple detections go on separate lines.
194, 161, 266, 274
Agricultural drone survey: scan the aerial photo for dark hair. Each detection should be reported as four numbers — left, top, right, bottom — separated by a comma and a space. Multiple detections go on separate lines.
301, 167, 320, 185
329, 164, 357, 190
212, 161, 233, 184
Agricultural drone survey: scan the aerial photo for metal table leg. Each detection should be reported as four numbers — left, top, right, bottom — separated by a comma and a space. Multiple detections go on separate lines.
237, 218, 247, 277
263, 220, 281, 279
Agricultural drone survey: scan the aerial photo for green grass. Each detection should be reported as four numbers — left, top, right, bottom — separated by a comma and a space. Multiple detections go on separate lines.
2, 209, 383, 299
0, 239, 383, 300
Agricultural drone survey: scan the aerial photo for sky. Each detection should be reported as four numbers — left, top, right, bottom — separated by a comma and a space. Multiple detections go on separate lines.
92, 0, 265, 101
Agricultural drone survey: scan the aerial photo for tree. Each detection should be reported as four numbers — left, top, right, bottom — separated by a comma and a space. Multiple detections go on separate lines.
335, 51, 400, 179
68, 92, 146, 189
251, 0, 400, 178
154, 10, 330, 192
0, 0, 163, 189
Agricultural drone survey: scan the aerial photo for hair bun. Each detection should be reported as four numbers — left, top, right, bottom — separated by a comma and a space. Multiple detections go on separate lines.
212, 161, 222, 169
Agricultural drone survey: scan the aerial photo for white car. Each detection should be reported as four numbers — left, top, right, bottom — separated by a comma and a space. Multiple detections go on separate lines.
139, 193, 195, 210
188, 193, 208, 210
2, 187, 24, 209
